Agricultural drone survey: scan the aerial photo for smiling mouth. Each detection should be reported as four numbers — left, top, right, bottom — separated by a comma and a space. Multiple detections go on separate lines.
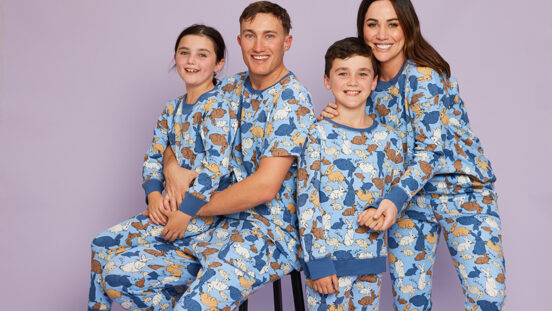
185, 68, 199, 73
252, 55, 269, 60
375, 44, 392, 50
344, 90, 361, 95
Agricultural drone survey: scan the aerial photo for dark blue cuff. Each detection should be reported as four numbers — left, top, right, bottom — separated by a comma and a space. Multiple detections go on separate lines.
178, 193, 207, 217
304, 256, 336, 280
385, 186, 409, 214
142, 179, 164, 203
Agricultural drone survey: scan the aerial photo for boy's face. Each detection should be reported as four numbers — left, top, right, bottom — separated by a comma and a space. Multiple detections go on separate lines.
238, 13, 292, 82
324, 55, 378, 110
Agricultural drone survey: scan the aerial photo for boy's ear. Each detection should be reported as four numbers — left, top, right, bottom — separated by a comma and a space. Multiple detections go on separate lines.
323, 74, 331, 90
371, 74, 378, 91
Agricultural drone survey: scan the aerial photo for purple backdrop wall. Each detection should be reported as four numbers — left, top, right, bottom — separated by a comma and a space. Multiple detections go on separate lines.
1, 0, 550, 310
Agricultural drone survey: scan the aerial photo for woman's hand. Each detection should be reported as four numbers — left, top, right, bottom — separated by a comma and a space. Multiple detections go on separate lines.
142, 191, 168, 225
317, 102, 339, 121
163, 149, 198, 211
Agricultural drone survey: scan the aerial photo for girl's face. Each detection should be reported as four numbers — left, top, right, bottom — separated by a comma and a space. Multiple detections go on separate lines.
363, 0, 405, 71
174, 34, 224, 88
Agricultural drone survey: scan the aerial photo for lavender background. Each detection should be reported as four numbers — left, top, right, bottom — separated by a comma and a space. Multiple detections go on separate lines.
1, 0, 550, 310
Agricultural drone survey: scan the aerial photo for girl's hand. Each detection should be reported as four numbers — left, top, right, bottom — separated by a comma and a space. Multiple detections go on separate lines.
160, 210, 191, 242
317, 102, 339, 121
142, 191, 168, 225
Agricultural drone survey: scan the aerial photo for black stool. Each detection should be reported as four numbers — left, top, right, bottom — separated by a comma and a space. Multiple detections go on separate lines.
239, 270, 305, 311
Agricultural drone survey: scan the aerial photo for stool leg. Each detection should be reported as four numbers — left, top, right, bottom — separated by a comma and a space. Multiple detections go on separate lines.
291, 270, 305, 311
273, 278, 283, 311
239, 299, 248, 311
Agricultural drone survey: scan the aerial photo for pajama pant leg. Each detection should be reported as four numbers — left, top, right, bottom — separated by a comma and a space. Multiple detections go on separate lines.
174, 218, 298, 311
305, 274, 383, 311
436, 192, 506, 311
389, 190, 506, 311
388, 198, 439, 311
89, 214, 215, 310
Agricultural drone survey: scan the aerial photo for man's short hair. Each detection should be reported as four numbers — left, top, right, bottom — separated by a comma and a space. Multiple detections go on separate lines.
239, 1, 292, 34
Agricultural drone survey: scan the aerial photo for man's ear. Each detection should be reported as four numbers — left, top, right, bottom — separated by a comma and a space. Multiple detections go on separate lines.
283, 34, 292, 51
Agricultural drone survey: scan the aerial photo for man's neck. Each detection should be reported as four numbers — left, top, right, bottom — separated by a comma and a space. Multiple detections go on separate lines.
249, 65, 289, 90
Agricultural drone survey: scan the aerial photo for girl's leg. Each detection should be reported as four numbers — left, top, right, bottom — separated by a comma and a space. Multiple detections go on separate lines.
388, 197, 440, 311
89, 214, 157, 310
437, 192, 506, 311
102, 241, 200, 310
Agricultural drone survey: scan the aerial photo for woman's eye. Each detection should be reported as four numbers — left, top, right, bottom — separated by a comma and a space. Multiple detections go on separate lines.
389, 23, 399, 28
200, 54, 207, 58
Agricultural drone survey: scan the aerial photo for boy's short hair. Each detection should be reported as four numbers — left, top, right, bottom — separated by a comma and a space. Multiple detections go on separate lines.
239, 1, 292, 34
324, 37, 379, 77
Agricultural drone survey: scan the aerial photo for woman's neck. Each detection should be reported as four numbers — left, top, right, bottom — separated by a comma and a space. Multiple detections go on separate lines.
379, 55, 406, 82
185, 80, 214, 105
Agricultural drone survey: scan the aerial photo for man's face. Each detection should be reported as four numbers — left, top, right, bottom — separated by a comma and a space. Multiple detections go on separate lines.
238, 13, 292, 83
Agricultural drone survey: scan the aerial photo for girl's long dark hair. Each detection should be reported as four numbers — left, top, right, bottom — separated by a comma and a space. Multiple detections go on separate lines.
174, 24, 226, 85
357, 0, 450, 78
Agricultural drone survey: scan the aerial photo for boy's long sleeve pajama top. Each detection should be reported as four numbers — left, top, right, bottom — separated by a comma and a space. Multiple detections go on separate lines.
297, 118, 404, 280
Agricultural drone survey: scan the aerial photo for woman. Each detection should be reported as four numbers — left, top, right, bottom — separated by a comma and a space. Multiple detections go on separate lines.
322, 1, 506, 310
88, 24, 238, 311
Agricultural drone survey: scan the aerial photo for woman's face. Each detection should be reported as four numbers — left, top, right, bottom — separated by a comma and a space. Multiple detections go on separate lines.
174, 34, 223, 88
363, 0, 405, 70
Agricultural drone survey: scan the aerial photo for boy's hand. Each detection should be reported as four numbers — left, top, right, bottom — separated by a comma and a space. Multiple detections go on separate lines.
142, 191, 168, 225
160, 210, 191, 242
317, 102, 339, 121
358, 208, 384, 229
312, 274, 339, 295
372, 199, 398, 231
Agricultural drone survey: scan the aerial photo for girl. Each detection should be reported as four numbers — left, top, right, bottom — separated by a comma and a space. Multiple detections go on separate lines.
88, 24, 239, 311
322, 1, 506, 310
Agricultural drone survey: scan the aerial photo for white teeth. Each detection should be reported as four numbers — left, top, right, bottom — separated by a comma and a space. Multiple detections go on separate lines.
345, 91, 361, 95
185, 69, 199, 73
252, 55, 269, 60
376, 44, 392, 49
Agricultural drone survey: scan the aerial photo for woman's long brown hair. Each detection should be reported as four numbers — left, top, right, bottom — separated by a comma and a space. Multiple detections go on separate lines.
357, 0, 451, 78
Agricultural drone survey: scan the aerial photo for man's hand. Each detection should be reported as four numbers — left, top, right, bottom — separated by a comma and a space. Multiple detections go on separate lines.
312, 274, 339, 295
142, 191, 168, 225
160, 210, 191, 242
163, 147, 198, 211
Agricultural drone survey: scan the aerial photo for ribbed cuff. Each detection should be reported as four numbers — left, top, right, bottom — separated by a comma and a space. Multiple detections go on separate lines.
305, 256, 336, 280
142, 179, 164, 203
178, 193, 207, 217
385, 186, 409, 214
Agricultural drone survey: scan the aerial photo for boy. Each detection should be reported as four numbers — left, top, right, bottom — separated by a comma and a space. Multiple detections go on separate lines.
297, 37, 405, 310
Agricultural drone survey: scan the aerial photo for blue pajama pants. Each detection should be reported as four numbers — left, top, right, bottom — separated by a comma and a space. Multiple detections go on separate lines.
88, 214, 215, 310
388, 185, 506, 311
305, 274, 382, 311
175, 217, 299, 311
90, 215, 299, 310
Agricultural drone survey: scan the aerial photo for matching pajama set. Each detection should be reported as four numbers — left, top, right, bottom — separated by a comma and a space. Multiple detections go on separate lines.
297, 118, 404, 311
171, 71, 315, 311
367, 61, 506, 311
89, 86, 240, 311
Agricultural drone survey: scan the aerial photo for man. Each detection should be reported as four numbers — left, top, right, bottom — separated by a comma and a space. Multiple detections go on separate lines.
163, 2, 314, 310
